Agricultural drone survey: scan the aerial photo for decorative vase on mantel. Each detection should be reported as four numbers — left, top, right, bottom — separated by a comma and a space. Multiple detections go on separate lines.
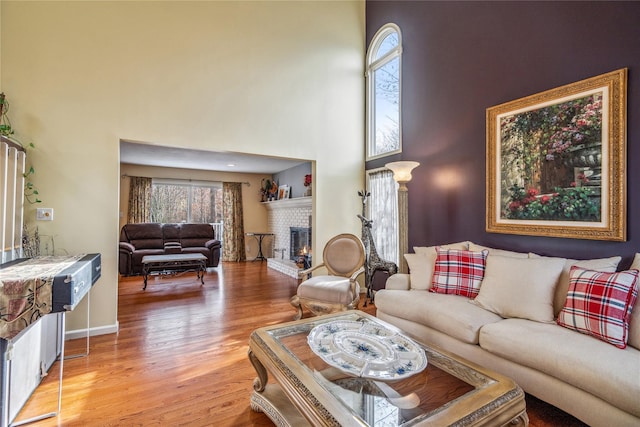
303, 174, 312, 197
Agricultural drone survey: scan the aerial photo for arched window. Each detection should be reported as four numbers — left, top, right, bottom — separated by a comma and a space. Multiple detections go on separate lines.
366, 23, 402, 160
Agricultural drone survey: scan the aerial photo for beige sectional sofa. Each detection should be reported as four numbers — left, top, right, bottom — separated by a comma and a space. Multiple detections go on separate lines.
375, 241, 640, 427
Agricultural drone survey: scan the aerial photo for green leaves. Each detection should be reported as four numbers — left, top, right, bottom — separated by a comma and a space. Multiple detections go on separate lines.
505, 184, 600, 222
0, 124, 13, 136
23, 160, 41, 204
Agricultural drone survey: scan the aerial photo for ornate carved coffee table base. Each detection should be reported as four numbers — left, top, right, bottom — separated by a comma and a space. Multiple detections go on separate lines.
141, 253, 207, 290
248, 348, 310, 427
248, 312, 529, 427
250, 385, 310, 427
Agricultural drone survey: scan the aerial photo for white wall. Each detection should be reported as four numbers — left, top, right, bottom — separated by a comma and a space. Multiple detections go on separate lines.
1, 1, 365, 332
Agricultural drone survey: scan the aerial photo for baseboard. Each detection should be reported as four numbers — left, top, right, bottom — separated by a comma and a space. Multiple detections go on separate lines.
65, 321, 119, 340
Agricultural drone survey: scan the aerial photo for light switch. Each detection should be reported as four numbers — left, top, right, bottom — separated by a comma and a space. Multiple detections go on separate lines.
36, 208, 54, 221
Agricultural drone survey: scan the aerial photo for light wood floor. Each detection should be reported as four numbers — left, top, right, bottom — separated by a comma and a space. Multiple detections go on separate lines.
17, 261, 586, 426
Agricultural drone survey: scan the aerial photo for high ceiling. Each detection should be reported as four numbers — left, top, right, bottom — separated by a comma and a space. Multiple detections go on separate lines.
119, 140, 308, 174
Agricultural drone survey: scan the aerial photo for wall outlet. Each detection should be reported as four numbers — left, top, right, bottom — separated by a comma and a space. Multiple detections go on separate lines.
36, 208, 54, 221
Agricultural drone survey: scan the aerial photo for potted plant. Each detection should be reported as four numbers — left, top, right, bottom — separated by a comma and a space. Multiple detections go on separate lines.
0, 93, 41, 204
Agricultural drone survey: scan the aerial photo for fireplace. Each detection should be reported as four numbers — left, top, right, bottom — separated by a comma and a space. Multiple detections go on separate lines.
290, 227, 311, 263
264, 197, 312, 277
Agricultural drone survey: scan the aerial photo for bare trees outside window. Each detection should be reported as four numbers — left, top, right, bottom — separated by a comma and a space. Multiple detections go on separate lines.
150, 181, 222, 224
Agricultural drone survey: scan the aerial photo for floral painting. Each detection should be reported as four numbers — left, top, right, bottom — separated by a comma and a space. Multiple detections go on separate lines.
486, 69, 627, 241
501, 93, 603, 222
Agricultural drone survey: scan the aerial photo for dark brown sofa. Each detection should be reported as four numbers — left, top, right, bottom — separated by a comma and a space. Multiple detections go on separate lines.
119, 223, 221, 276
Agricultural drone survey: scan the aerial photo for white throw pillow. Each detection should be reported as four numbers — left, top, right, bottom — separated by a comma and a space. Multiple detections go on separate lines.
628, 253, 640, 350
472, 255, 565, 323
404, 252, 436, 290
529, 253, 621, 316
469, 242, 528, 258
413, 241, 469, 256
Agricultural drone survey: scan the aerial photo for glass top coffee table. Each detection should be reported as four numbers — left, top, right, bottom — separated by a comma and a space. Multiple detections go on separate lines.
248, 311, 528, 427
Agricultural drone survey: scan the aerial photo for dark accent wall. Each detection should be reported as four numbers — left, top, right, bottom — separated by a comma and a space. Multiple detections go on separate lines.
366, 1, 640, 268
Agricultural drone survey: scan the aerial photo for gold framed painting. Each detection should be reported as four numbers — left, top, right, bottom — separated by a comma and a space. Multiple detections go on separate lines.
486, 68, 627, 241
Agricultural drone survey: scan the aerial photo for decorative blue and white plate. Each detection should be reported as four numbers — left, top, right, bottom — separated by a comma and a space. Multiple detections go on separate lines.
307, 320, 427, 380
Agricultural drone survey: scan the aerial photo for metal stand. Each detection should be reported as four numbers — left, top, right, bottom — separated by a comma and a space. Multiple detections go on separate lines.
247, 233, 274, 261
5, 288, 92, 426
5, 313, 65, 427
64, 290, 90, 360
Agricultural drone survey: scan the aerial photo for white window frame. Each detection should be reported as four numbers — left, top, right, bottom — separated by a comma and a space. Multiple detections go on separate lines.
366, 23, 403, 161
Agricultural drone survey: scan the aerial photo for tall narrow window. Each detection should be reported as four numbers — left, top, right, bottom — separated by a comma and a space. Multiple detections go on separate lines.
366, 24, 402, 160
366, 168, 398, 265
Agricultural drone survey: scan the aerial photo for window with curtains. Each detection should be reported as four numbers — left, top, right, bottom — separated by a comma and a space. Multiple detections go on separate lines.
150, 179, 223, 224
366, 23, 402, 161
366, 168, 399, 265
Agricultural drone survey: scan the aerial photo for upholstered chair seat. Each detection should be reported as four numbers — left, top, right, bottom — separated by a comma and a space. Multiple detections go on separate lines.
290, 233, 365, 320
297, 277, 353, 305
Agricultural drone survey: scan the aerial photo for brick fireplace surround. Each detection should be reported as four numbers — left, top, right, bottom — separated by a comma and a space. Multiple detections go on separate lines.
262, 197, 312, 278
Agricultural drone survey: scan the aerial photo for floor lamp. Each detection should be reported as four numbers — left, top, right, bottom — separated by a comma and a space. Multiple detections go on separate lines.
385, 161, 420, 274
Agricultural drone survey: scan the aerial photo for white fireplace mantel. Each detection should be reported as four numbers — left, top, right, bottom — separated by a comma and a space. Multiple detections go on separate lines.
261, 197, 312, 211
262, 196, 312, 273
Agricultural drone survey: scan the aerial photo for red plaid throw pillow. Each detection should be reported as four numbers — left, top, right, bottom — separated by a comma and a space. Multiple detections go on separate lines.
430, 247, 488, 298
557, 266, 639, 348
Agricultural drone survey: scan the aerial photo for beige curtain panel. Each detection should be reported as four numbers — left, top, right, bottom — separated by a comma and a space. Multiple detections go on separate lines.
222, 182, 246, 262
128, 176, 152, 224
